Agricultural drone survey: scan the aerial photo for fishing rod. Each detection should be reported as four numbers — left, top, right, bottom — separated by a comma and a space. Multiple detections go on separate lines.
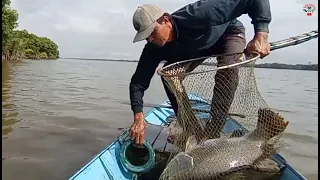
121, 30, 318, 117
157, 30, 318, 76
269, 30, 318, 51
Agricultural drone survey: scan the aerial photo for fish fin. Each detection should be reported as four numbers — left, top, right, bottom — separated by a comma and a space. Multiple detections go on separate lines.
253, 108, 289, 139
185, 135, 198, 152
167, 152, 194, 171
160, 152, 194, 179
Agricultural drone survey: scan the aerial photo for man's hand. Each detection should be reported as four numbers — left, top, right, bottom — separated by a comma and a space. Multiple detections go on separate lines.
245, 32, 271, 58
129, 112, 147, 145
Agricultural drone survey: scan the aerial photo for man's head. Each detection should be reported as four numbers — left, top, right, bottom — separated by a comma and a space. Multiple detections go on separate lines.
132, 4, 173, 47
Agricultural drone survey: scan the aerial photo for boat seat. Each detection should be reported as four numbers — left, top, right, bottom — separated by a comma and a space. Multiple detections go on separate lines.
144, 123, 175, 153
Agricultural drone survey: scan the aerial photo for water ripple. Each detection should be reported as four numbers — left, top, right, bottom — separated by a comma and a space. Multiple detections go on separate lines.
2, 60, 318, 180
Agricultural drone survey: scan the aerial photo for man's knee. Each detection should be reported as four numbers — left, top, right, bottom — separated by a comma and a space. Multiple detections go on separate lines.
217, 31, 246, 65
217, 54, 244, 66
223, 31, 246, 52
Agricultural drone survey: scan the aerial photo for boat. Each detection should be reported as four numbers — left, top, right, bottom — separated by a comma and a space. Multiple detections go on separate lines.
69, 30, 317, 180
69, 94, 307, 180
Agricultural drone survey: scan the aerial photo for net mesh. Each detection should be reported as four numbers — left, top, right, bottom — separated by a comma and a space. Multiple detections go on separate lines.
157, 52, 290, 180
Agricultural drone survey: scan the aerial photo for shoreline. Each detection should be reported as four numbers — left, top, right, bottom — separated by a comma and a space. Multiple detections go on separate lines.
59, 58, 318, 71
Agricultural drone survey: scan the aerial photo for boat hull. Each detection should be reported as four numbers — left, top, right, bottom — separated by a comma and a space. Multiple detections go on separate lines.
69, 94, 306, 180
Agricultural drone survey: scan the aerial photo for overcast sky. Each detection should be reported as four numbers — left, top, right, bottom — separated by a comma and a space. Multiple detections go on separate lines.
11, 0, 318, 64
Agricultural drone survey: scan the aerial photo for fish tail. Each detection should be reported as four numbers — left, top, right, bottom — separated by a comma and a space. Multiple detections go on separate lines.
254, 108, 289, 140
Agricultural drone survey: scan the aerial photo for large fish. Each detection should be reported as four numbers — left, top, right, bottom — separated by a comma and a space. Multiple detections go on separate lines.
159, 108, 289, 180
163, 66, 205, 150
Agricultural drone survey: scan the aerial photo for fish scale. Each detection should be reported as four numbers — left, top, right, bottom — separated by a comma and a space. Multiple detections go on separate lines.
159, 108, 289, 180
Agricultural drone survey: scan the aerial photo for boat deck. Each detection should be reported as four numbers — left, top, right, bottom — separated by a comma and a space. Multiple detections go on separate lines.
69, 96, 306, 180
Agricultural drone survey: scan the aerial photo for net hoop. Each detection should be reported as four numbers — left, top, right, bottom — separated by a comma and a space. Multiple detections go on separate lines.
157, 51, 260, 78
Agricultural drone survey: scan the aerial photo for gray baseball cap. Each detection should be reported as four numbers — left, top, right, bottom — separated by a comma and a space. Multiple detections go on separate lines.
132, 4, 164, 43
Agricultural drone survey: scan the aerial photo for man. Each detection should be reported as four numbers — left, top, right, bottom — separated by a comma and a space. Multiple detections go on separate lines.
129, 0, 271, 145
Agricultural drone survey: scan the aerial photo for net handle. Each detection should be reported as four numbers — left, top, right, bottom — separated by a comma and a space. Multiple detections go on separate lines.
157, 30, 318, 77
157, 52, 260, 77
183, 52, 260, 76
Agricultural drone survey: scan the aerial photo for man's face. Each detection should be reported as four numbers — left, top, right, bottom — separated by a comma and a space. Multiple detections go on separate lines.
146, 16, 171, 47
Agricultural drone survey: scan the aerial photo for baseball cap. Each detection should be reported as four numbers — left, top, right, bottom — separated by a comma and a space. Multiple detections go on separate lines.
132, 4, 164, 43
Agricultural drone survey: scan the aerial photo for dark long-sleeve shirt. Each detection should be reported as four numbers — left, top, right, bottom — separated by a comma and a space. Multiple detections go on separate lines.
130, 0, 271, 114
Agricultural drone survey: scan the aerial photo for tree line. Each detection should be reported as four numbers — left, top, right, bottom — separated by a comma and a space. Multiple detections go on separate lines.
2, 0, 59, 61
255, 63, 318, 71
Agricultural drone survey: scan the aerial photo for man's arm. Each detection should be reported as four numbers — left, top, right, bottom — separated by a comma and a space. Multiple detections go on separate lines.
130, 43, 163, 115
174, 0, 271, 31
247, 0, 271, 34
245, 0, 271, 58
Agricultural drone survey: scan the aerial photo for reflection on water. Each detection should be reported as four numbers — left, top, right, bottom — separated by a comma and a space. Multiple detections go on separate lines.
2, 62, 20, 136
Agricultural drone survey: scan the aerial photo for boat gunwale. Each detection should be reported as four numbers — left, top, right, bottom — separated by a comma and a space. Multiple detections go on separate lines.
69, 94, 307, 180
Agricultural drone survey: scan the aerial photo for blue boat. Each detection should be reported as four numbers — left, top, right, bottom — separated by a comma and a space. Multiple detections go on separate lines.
69, 94, 307, 180
69, 31, 317, 180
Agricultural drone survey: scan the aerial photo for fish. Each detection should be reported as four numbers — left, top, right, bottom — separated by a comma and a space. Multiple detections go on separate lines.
159, 108, 289, 180
163, 66, 205, 150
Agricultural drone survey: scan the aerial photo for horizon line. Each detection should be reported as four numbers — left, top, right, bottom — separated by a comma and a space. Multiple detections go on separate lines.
58, 57, 318, 65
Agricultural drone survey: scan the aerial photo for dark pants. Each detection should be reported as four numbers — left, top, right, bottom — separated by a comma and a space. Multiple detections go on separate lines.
161, 29, 246, 138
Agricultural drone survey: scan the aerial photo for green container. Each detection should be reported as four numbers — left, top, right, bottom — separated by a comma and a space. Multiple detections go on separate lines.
119, 140, 155, 174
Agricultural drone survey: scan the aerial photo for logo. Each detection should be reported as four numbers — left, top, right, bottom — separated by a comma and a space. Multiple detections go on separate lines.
303, 4, 316, 16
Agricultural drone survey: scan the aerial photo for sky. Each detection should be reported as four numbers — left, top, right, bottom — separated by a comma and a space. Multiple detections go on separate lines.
11, 0, 318, 64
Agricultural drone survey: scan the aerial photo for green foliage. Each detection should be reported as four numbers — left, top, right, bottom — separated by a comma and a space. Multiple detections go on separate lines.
2, 0, 18, 44
2, 0, 11, 7
10, 30, 59, 59
2, 0, 59, 61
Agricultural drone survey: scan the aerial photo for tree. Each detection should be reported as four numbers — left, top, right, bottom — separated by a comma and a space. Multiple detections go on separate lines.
2, 0, 59, 61
2, 0, 18, 44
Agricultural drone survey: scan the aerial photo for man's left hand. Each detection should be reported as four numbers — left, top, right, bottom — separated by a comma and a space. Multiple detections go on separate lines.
245, 32, 271, 58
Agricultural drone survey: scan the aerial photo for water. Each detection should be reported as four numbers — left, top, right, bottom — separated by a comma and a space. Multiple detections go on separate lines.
2, 59, 318, 180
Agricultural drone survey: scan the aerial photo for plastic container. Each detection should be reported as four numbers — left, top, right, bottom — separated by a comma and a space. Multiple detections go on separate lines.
119, 140, 155, 174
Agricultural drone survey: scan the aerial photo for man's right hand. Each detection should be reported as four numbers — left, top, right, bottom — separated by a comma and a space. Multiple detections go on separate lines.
129, 112, 147, 145
245, 32, 270, 58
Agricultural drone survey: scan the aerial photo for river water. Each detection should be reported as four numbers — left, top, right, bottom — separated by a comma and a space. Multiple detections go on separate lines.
2, 59, 318, 180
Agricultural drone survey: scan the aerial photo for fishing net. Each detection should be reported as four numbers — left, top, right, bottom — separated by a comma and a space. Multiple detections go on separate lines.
156, 52, 290, 180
